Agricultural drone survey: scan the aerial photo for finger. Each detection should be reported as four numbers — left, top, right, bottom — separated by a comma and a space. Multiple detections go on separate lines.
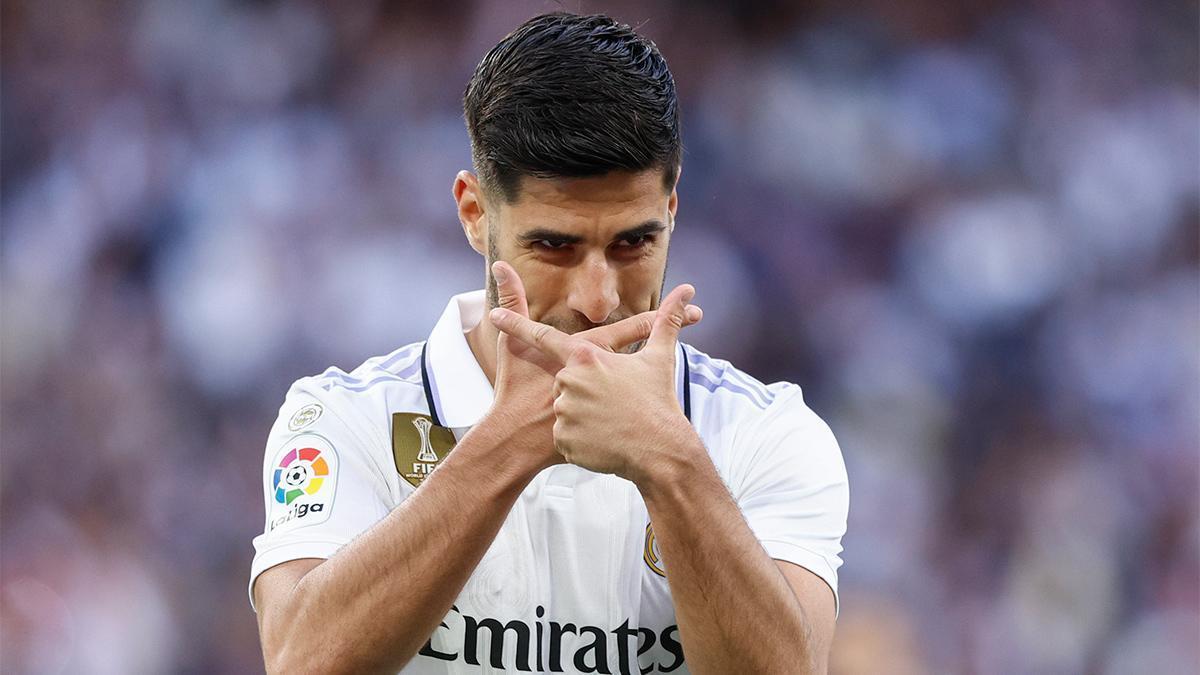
553, 419, 571, 461
491, 260, 529, 318
489, 306, 577, 364
646, 284, 696, 355
583, 303, 703, 352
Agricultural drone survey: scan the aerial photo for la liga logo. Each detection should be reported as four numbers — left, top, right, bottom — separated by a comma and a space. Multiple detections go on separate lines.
267, 435, 336, 533
273, 446, 329, 505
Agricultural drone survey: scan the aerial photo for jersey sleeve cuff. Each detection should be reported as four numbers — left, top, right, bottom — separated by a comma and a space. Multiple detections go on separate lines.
248, 540, 344, 612
761, 540, 841, 618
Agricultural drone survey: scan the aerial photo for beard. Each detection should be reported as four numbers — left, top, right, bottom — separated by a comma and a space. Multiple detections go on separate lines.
485, 217, 668, 353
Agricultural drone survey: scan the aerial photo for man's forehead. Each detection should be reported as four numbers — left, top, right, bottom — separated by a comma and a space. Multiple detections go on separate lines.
510, 170, 669, 207
495, 171, 671, 236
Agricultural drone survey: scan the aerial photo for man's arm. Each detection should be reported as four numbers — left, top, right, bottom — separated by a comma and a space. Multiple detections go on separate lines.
636, 423, 836, 674
254, 413, 549, 674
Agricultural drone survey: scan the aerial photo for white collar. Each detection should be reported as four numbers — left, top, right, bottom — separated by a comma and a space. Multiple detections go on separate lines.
423, 290, 495, 428
422, 289, 690, 429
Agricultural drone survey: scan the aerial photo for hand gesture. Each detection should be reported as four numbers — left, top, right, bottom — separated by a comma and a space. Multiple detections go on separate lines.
487, 262, 700, 474
490, 275, 701, 483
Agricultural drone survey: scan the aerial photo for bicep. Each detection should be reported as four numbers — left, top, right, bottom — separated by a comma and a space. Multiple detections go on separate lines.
254, 558, 324, 643
776, 559, 837, 671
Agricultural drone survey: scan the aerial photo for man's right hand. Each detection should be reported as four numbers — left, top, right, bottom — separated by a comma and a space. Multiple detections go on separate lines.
486, 260, 701, 470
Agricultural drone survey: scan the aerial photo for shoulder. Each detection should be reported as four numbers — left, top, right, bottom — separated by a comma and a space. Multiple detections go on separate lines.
281, 341, 426, 413
682, 343, 844, 488
299, 341, 427, 398
259, 342, 430, 501
269, 341, 428, 451
683, 343, 813, 427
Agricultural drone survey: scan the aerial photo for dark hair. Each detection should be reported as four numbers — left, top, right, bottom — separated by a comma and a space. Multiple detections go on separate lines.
464, 12, 681, 202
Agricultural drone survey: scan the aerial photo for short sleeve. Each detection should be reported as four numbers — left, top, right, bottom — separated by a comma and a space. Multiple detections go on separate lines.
248, 387, 393, 611
730, 386, 849, 615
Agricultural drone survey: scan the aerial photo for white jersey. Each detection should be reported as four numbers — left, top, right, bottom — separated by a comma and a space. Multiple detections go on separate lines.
250, 290, 849, 674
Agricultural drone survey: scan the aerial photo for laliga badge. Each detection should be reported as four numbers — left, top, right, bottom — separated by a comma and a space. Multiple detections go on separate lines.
267, 433, 337, 533
392, 413, 457, 489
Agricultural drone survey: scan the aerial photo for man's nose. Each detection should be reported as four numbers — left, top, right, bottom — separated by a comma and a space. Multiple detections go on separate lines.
566, 253, 620, 325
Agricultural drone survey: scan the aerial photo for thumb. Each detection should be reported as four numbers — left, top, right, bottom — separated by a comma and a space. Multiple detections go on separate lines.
491, 260, 529, 318
646, 284, 695, 355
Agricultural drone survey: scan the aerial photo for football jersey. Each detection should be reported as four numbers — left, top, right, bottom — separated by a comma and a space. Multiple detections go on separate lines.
249, 290, 849, 674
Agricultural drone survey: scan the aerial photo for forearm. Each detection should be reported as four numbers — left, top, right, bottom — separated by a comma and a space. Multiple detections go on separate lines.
636, 430, 820, 674
263, 413, 545, 673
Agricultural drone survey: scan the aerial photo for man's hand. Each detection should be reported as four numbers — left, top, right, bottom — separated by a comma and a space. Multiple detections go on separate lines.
486, 261, 701, 472
489, 274, 701, 483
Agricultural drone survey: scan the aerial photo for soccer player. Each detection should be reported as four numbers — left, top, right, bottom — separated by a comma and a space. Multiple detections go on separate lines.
250, 12, 848, 674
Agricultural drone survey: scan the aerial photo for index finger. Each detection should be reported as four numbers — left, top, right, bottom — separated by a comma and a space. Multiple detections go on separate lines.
581, 304, 703, 353
489, 307, 578, 364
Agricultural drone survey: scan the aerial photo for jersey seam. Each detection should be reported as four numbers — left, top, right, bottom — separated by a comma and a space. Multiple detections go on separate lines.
759, 540, 837, 575
254, 537, 349, 552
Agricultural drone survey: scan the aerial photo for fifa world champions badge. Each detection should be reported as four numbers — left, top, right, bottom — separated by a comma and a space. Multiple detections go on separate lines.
392, 413, 457, 488
266, 434, 337, 533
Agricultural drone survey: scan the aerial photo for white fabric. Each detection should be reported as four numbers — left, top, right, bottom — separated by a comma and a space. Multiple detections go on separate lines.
249, 290, 849, 674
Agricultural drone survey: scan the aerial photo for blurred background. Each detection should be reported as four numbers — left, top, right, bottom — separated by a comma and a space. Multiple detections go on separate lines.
1, 0, 1197, 672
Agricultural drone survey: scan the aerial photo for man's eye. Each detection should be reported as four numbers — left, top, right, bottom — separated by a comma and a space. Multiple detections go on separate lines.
534, 240, 570, 251
616, 234, 652, 248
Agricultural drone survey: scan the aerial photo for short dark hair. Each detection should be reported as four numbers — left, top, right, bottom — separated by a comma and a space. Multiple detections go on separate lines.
464, 12, 681, 202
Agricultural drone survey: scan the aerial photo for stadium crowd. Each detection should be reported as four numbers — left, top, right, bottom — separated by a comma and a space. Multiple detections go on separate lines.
2, 0, 1196, 672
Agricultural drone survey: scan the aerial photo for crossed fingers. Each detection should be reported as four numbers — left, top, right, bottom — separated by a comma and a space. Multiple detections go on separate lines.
489, 261, 700, 366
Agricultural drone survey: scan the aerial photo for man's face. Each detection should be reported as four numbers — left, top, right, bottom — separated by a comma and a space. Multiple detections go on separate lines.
483, 170, 677, 335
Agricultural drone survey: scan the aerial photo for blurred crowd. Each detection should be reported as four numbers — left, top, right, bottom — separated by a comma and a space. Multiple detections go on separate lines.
1, 0, 1196, 672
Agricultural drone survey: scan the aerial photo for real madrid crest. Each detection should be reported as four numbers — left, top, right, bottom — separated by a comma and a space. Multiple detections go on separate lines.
288, 403, 323, 431
644, 522, 667, 577
391, 413, 457, 489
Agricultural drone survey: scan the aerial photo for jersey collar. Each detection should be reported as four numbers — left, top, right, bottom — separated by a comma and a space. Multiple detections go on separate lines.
423, 290, 494, 428
422, 289, 691, 429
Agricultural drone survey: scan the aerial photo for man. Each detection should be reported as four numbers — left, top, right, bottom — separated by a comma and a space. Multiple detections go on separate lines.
250, 12, 848, 674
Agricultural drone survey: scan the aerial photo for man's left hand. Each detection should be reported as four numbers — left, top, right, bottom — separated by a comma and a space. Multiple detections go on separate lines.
488, 284, 701, 482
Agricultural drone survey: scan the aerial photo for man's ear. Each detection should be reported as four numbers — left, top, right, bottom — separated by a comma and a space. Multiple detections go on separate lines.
453, 170, 487, 256
668, 165, 680, 231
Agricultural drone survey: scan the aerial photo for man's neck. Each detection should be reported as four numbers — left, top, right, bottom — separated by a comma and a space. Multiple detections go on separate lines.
464, 316, 499, 387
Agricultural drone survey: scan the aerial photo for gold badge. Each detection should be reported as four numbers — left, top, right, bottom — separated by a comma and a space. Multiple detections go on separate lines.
644, 522, 667, 577
391, 413, 457, 489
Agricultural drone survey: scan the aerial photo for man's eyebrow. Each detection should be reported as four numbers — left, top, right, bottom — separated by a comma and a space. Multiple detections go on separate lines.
516, 220, 667, 246
516, 228, 585, 245
612, 220, 667, 242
